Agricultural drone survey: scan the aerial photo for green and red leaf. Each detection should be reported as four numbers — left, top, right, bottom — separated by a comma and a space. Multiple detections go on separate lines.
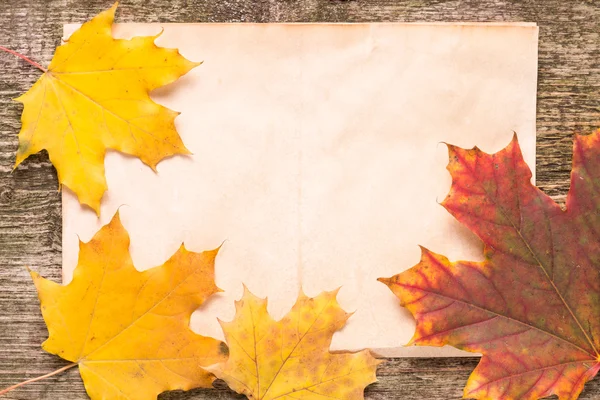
380, 130, 600, 400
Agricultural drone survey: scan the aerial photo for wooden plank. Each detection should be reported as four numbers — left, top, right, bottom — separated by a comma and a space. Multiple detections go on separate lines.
0, 0, 598, 398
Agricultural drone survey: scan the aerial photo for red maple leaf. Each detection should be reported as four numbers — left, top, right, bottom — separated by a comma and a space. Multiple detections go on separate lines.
380, 130, 600, 400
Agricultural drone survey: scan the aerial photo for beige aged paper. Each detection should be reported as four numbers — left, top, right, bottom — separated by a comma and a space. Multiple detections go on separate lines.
62, 23, 538, 357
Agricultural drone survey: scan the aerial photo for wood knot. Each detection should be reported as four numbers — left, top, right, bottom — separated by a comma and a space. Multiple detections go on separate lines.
0, 187, 13, 204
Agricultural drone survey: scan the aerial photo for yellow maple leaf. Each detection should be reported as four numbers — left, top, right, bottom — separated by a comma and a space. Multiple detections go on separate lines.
208, 287, 381, 400
14, 3, 198, 214
29, 212, 227, 399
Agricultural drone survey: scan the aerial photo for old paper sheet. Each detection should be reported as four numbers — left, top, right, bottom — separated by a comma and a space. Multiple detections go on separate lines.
62, 23, 538, 357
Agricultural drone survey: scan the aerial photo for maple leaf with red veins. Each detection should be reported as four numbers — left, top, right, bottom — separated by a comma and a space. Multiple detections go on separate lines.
380, 130, 600, 400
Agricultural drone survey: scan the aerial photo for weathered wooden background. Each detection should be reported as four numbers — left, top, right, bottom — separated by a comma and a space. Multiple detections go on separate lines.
0, 0, 598, 399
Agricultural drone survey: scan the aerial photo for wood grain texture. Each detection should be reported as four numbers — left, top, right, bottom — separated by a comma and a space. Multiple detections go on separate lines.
0, 0, 598, 399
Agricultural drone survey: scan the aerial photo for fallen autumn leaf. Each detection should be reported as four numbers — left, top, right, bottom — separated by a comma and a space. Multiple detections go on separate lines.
380, 130, 600, 400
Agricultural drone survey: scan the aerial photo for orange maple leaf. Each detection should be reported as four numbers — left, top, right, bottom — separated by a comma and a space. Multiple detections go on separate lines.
14, 4, 197, 214
3, 212, 227, 399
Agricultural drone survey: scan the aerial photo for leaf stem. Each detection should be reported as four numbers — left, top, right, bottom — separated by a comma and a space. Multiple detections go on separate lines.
0, 45, 47, 73
0, 362, 78, 396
